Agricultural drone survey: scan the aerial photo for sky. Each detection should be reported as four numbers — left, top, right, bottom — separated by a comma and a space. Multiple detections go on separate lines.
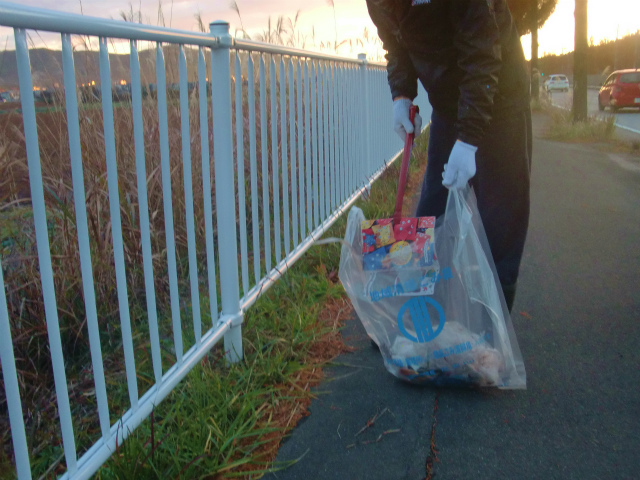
0, 0, 639, 60
521, 0, 640, 59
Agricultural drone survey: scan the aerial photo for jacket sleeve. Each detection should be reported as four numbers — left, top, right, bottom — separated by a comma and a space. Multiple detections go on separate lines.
366, 0, 418, 100
449, 0, 503, 146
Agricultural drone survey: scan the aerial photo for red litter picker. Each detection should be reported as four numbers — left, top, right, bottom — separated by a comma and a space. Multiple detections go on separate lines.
360, 105, 438, 276
394, 105, 419, 226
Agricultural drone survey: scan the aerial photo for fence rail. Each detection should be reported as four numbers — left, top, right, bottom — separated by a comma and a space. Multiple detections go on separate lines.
0, 2, 431, 478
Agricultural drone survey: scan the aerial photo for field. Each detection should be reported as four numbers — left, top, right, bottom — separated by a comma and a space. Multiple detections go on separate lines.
0, 76, 263, 476
0, 52, 404, 476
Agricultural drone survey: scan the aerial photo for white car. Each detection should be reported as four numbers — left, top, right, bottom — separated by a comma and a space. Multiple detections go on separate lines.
544, 74, 570, 93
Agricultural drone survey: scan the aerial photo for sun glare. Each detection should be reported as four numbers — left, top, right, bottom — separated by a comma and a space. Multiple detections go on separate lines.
522, 0, 640, 60
1, 0, 637, 62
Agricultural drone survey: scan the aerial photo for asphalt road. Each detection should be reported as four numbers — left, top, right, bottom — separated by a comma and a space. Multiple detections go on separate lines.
547, 87, 640, 135
266, 112, 640, 480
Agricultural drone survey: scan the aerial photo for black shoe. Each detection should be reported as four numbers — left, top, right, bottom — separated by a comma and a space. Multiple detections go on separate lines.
501, 282, 517, 313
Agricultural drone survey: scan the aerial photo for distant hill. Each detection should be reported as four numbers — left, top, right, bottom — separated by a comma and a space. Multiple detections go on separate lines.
0, 45, 201, 91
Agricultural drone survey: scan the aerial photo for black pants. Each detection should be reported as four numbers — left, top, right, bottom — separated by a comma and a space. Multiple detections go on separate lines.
415, 108, 532, 310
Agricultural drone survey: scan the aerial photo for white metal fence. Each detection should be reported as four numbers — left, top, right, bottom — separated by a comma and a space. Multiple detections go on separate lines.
0, 2, 431, 478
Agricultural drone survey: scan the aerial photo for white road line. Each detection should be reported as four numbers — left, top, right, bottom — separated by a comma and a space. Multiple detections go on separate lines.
549, 98, 640, 138
614, 123, 640, 136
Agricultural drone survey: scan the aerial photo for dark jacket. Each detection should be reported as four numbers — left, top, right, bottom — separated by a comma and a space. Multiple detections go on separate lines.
366, 0, 530, 146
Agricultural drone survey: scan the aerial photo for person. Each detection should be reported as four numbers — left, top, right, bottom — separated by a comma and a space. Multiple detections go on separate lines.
366, 0, 532, 312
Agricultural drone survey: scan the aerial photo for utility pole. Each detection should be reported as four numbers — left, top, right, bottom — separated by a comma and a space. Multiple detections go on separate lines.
572, 0, 588, 123
614, 25, 619, 71
530, 0, 540, 101
633, 31, 640, 68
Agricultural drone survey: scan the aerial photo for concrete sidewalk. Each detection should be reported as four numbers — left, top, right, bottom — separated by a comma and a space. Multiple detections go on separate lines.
266, 112, 640, 480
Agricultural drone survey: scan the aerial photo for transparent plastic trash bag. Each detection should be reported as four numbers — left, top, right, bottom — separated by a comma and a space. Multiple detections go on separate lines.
338, 187, 526, 389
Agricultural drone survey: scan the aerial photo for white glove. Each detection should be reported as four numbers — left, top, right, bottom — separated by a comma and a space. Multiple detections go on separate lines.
393, 98, 423, 142
442, 140, 478, 190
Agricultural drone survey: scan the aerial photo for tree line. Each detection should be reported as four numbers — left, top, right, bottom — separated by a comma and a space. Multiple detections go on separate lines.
539, 32, 640, 79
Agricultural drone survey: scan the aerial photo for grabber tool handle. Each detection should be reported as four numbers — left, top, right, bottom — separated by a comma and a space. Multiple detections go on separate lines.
393, 105, 418, 226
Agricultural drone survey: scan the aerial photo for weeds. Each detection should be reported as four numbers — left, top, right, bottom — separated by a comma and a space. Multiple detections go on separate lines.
1, 2, 396, 477
1, 89, 428, 476
530, 97, 545, 113
93, 131, 430, 480
1, 54, 269, 476
545, 108, 616, 142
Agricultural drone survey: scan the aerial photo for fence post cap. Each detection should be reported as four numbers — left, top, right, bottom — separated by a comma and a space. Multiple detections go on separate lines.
357, 53, 367, 63
209, 20, 229, 28
209, 20, 233, 47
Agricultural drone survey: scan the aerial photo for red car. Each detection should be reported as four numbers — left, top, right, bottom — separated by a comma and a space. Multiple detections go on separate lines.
598, 69, 640, 112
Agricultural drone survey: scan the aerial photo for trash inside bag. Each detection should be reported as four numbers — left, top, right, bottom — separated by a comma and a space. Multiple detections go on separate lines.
338, 187, 526, 389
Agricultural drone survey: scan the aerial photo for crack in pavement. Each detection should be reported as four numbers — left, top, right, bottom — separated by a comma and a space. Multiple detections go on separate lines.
424, 393, 439, 480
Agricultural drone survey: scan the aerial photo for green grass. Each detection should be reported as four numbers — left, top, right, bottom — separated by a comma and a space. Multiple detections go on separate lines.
0, 104, 429, 479
0, 88, 429, 480
88, 132, 431, 480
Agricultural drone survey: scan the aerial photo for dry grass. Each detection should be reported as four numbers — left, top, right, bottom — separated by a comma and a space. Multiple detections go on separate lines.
545, 108, 617, 142
0, 56, 281, 474
0, 5, 390, 476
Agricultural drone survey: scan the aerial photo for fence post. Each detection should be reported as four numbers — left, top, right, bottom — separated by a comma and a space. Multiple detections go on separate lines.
358, 53, 372, 182
15, 27, 78, 474
0, 259, 32, 479
210, 21, 243, 364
